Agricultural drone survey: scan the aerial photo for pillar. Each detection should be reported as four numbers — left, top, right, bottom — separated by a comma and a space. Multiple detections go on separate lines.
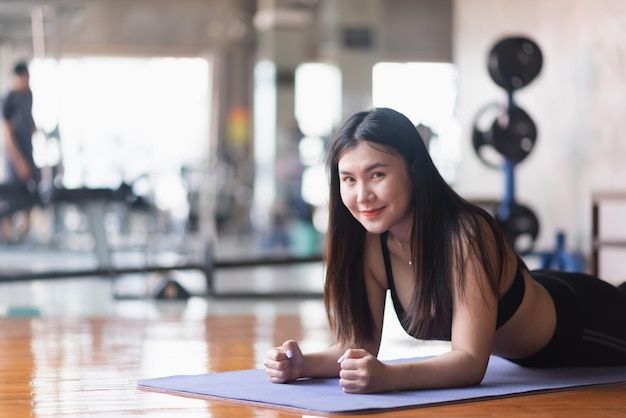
317, 0, 382, 120
251, 0, 316, 246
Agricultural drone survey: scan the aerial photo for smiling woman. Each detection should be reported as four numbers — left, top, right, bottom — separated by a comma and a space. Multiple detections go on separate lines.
337, 142, 413, 237
263, 107, 626, 394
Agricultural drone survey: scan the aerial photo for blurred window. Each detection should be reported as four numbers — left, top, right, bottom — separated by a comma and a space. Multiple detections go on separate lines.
372, 62, 460, 184
30, 57, 210, 190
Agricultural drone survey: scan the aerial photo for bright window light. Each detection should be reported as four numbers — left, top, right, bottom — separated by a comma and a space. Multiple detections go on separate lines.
372, 62, 461, 184
29, 57, 210, 191
295, 63, 341, 138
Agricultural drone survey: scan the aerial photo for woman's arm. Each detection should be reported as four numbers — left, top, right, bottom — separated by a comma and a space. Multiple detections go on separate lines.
380, 257, 498, 391
338, 271, 497, 393
298, 256, 388, 378
265, 233, 388, 382
339, 226, 500, 393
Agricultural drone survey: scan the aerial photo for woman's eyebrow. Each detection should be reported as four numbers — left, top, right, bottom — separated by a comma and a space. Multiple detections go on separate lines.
367, 162, 388, 171
339, 162, 387, 175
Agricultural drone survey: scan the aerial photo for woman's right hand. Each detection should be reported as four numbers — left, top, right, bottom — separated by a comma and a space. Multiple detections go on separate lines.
264, 340, 303, 383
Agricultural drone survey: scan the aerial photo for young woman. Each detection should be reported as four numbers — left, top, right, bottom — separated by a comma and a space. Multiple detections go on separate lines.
264, 107, 626, 393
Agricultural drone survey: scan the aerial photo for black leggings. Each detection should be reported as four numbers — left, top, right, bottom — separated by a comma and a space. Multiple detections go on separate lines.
508, 270, 626, 368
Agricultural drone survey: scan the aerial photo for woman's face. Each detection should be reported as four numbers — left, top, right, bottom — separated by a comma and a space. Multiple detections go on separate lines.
338, 141, 413, 235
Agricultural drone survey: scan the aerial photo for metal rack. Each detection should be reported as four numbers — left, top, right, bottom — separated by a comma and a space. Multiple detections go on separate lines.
591, 192, 626, 276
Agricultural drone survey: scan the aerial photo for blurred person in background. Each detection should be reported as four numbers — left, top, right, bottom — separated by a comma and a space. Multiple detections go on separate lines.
1, 61, 40, 243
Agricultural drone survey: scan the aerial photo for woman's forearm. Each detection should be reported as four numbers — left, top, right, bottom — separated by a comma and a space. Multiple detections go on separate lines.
386, 349, 489, 391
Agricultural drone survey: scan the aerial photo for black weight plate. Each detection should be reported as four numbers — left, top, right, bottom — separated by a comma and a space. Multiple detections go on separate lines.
488, 37, 543, 91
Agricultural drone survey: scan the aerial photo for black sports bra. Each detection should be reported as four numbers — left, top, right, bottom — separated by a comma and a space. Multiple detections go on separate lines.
381, 232, 525, 340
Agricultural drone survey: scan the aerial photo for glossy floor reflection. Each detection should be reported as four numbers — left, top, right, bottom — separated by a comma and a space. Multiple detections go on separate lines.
1, 313, 449, 417
2, 313, 625, 418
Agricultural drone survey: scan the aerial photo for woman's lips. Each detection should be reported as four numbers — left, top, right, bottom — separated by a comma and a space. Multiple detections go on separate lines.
361, 207, 384, 218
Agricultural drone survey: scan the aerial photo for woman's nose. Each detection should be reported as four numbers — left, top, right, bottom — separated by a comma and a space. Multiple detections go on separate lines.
356, 184, 373, 203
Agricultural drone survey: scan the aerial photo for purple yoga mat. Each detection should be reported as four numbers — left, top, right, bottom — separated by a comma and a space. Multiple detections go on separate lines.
137, 356, 626, 414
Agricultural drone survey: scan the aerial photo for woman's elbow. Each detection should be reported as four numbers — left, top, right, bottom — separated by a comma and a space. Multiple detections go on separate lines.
455, 357, 488, 387
468, 369, 487, 386
465, 361, 489, 386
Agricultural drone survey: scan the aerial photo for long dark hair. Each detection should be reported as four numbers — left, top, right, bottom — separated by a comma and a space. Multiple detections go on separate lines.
324, 107, 507, 346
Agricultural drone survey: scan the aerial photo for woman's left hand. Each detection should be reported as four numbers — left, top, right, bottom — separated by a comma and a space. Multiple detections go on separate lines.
337, 348, 391, 393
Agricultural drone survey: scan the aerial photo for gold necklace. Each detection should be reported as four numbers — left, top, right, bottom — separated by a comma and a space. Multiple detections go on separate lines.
393, 235, 413, 266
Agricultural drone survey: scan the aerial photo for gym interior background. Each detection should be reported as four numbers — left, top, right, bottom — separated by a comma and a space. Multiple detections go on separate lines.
0, 0, 624, 361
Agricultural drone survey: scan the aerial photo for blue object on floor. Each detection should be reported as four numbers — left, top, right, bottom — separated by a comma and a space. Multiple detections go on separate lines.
6, 306, 41, 318
536, 231, 586, 272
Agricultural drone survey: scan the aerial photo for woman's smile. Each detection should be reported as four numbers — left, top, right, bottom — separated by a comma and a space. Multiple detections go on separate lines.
360, 207, 385, 218
338, 141, 413, 234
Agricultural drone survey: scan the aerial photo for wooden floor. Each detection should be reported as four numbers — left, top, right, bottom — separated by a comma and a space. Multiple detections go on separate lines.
1, 315, 625, 418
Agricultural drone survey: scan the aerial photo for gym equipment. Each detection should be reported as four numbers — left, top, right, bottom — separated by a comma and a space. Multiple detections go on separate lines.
537, 231, 586, 272
487, 36, 543, 91
0, 183, 41, 220
0, 183, 322, 298
0, 176, 323, 299
472, 36, 584, 269
472, 102, 537, 168
471, 194, 540, 256
0, 119, 324, 298
472, 36, 543, 254
496, 200, 540, 255
0, 239, 322, 298
490, 105, 537, 162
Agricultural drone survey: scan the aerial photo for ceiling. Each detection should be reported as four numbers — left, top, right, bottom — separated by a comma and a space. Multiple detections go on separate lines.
0, 0, 84, 47
0, 0, 40, 43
